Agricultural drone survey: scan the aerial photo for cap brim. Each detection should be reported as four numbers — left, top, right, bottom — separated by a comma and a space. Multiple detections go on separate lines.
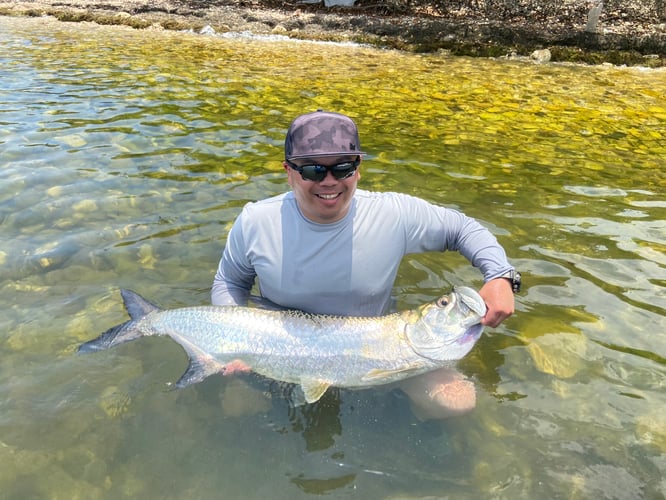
286, 151, 366, 160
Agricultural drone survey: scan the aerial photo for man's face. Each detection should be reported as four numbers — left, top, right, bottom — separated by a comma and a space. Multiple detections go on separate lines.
284, 155, 361, 224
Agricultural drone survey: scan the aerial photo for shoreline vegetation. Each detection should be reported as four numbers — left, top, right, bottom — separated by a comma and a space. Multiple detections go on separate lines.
1, 0, 665, 66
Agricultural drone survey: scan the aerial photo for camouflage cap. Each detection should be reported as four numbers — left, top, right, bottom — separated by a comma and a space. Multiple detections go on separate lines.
285, 110, 366, 160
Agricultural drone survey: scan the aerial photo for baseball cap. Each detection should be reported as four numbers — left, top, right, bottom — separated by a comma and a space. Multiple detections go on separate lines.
285, 110, 366, 160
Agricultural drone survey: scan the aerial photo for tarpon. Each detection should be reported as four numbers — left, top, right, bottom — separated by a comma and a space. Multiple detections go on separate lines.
78, 287, 486, 404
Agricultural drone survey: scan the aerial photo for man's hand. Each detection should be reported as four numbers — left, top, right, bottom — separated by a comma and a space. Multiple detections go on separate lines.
479, 278, 515, 328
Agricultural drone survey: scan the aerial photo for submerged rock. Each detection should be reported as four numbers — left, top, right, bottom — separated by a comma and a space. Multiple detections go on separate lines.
530, 48, 552, 63
200, 24, 215, 35
527, 333, 588, 379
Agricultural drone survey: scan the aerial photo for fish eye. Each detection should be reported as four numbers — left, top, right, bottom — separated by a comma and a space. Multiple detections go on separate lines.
436, 297, 449, 307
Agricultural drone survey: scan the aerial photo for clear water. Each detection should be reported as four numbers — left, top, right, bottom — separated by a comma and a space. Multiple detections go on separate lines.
1, 16, 665, 499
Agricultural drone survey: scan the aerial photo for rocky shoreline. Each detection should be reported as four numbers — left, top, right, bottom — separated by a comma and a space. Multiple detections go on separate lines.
1, 0, 665, 66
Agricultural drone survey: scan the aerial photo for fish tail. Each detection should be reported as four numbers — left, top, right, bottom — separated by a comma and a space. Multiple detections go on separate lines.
78, 320, 137, 353
78, 289, 161, 354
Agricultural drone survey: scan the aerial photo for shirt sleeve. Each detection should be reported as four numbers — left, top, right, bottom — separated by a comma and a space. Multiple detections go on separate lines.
450, 211, 514, 281
398, 193, 514, 282
210, 211, 256, 306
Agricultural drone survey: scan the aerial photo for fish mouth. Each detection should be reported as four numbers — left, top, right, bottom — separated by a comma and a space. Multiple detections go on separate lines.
458, 323, 483, 344
455, 286, 487, 317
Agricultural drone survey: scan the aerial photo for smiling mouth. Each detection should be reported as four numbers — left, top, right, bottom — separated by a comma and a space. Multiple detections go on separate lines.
316, 193, 341, 200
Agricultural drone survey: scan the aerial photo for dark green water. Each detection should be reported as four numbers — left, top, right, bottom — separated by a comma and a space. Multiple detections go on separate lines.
1, 16, 664, 499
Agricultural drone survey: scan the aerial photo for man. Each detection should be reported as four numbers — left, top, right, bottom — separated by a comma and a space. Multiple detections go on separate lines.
212, 110, 519, 419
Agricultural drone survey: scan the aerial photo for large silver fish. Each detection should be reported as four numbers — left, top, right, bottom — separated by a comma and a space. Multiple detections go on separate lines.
79, 287, 486, 404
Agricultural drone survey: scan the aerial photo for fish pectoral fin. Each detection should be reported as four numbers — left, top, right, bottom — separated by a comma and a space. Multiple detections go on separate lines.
361, 366, 422, 382
175, 354, 225, 388
299, 378, 332, 404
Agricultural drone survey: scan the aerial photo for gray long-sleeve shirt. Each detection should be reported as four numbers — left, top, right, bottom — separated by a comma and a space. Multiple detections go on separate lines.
211, 189, 513, 316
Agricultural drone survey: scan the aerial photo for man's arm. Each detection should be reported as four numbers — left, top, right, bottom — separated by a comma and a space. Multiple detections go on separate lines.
397, 193, 518, 327
403, 196, 517, 327
448, 213, 516, 327
211, 219, 255, 306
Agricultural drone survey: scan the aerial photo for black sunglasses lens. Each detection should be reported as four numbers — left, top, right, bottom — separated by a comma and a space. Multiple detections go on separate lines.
299, 165, 328, 182
293, 159, 359, 182
330, 162, 357, 179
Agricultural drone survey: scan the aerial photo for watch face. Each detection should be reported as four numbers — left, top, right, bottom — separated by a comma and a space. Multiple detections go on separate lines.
513, 272, 521, 293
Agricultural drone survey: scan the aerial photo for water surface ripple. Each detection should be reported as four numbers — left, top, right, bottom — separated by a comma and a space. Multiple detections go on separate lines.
1, 16, 665, 500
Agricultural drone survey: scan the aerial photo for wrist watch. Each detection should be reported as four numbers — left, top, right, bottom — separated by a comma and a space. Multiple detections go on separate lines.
499, 270, 522, 293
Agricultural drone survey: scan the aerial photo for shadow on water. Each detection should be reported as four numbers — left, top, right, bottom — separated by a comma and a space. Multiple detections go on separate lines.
224, 375, 472, 496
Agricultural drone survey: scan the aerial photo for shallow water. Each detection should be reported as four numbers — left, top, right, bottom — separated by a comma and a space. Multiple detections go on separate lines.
1, 15, 665, 499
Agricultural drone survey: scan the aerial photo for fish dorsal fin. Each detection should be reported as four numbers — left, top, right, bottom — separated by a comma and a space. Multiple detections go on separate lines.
120, 289, 161, 320
299, 378, 331, 404
361, 366, 423, 382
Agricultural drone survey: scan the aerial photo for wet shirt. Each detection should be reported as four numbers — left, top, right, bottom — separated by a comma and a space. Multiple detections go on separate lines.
211, 189, 513, 316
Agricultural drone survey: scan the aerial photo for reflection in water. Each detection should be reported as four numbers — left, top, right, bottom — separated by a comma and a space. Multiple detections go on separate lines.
286, 390, 349, 494
247, 376, 344, 452
289, 390, 343, 453
1, 15, 665, 500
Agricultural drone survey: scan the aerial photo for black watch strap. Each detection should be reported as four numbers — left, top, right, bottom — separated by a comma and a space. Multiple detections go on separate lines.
499, 270, 521, 293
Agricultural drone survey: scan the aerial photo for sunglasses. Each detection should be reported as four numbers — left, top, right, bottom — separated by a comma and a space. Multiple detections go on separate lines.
286, 158, 360, 182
